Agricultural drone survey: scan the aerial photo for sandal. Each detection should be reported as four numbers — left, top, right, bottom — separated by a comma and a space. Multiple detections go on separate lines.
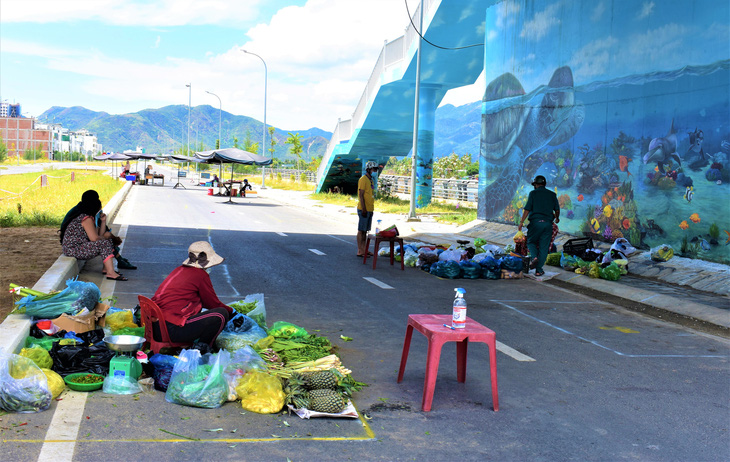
535, 271, 545, 277
357, 252, 374, 257
106, 275, 129, 281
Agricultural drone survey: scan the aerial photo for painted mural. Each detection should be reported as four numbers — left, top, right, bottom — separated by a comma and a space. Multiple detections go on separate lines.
478, 0, 730, 263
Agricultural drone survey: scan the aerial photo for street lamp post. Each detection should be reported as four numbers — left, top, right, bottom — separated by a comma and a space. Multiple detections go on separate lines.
186, 84, 191, 157
206, 91, 222, 149
242, 49, 267, 189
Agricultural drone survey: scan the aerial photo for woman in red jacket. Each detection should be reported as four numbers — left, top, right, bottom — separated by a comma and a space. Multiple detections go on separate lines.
152, 241, 232, 348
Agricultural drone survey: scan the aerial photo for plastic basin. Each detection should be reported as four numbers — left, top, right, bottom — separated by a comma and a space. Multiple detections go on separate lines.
64, 373, 105, 391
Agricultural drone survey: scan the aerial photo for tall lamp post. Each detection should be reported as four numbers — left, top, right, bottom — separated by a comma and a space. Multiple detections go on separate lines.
186, 83, 192, 157
206, 91, 222, 149
242, 49, 268, 189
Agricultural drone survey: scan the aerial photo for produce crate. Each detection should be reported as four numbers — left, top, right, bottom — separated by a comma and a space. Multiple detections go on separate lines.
562, 237, 594, 256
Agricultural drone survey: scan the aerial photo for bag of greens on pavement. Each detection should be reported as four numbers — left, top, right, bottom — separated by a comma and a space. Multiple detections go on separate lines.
0, 353, 52, 413
215, 314, 268, 351
16, 278, 100, 319
165, 349, 227, 409
268, 321, 307, 339
222, 346, 267, 401
230, 293, 266, 329
600, 262, 621, 281
41, 368, 64, 399
650, 244, 674, 262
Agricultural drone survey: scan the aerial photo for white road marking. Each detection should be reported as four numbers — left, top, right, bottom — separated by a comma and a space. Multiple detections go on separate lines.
37, 391, 87, 461
327, 234, 354, 245
208, 236, 240, 298
276, 232, 287, 236
363, 277, 393, 289
309, 249, 326, 255
496, 340, 535, 361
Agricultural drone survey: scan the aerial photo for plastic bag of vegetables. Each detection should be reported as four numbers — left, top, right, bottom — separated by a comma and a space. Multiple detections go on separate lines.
268, 321, 307, 339
165, 349, 228, 409
105, 310, 138, 333
0, 353, 52, 413
222, 346, 267, 401
236, 369, 285, 414
149, 354, 178, 392
41, 368, 64, 399
215, 314, 268, 351
15, 278, 100, 319
19, 347, 53, 369
230, 293, 266, 329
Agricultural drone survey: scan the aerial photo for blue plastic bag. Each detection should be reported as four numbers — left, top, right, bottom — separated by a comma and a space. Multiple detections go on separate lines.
17, 278, 100, 319
215, 314, 267, 351
149, 354, 179, 391
479, 256, 501, 280
460, 261, 481, 279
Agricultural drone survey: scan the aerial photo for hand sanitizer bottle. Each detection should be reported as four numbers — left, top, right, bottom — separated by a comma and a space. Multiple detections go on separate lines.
452, 288, 467, 329
375, 219, 382, 235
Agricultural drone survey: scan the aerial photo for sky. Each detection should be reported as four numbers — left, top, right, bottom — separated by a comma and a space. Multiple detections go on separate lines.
0, 0, 484, 131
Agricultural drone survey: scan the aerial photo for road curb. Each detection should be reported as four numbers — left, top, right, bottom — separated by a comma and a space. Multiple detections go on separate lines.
0, 181, 132, 354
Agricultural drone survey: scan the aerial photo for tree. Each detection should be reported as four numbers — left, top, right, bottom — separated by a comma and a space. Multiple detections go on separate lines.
0, 137, 7, 163
286, 132, 304, 170
239, 130, 260, 154
268, 126, 277, 158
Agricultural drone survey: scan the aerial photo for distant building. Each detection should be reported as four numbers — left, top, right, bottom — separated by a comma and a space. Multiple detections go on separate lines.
0, 102, 21, 118
0, 117, 51, 159
35, 124, 102, 158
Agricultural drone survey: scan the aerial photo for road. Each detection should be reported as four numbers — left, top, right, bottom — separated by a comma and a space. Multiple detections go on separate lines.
3, 179, 729, 461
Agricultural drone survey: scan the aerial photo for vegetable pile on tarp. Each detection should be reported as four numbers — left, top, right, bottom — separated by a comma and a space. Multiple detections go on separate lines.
12, 278, 100, 318
0, 353, 52, 413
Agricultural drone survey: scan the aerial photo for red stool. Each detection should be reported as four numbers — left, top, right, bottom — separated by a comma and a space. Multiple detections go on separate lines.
397, 314, 499, 412
363, 234, 405, 270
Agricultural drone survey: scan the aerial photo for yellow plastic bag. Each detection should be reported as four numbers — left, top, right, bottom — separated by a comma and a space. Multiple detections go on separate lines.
20, 347, 53, 369
513, 230, 526, 243
235, 370, 285, 414
105, 310, 138, 333
41, 368, 65, 399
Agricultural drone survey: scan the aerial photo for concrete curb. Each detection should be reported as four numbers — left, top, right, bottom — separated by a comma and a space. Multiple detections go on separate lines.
0, 181, 133, 354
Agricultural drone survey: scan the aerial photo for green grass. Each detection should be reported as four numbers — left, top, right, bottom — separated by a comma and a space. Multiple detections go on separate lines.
0, 169, 123, 227
309, 192, 476, 226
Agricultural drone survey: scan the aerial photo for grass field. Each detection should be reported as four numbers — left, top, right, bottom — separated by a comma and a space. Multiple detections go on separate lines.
0, 169, 123, 227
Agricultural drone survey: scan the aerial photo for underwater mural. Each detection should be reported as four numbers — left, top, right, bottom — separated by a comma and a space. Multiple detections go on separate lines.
478, 0, 730, 264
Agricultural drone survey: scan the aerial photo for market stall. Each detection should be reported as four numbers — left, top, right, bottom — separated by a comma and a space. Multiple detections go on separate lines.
194, 148, 272, 203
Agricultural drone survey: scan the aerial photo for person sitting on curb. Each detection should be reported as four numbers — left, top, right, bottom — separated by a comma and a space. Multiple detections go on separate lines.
60, 190, 136, 270
59, 195, 127, 281
151, 241, 233, 350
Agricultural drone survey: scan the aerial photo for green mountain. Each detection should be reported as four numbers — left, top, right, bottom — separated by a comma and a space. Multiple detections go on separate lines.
39, 105, 331, 161
39, 100, 481, 161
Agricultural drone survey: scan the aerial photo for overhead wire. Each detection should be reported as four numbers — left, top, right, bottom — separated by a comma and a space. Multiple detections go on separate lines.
404, 0, 484, 50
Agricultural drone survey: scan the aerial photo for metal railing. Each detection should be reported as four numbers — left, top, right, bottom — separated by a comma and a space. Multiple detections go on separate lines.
379, 174, 478, 203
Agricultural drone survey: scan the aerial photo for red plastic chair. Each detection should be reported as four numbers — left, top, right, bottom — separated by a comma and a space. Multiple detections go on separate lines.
138, 295, 192, 354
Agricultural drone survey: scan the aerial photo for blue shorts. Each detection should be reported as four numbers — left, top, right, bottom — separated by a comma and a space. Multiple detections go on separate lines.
357, 209, 373, 232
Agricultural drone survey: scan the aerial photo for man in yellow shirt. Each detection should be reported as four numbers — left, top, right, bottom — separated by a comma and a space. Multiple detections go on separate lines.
356, 161, 379, 257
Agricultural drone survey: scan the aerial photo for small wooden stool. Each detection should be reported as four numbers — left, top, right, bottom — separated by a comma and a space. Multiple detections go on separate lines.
397, 314, 499, 411
363, 234, 405, 270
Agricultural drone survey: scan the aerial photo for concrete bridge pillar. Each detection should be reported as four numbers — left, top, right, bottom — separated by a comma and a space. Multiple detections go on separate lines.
415, 85, 437, 208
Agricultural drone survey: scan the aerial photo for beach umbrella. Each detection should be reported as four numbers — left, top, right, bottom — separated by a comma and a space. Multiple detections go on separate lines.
93, 152, 132, 179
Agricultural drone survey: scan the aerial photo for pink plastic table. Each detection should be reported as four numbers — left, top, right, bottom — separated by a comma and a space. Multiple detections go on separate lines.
397, 314, 499, 411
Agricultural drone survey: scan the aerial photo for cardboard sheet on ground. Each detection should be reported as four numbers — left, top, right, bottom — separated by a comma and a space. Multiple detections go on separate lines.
287, 400, 358, 419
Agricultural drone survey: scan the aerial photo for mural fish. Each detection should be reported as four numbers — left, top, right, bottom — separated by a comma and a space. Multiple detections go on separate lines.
679, 220, 689, 230
603, 205, 613, 218
684, 186, 694, 203
700, 239, 711, 251
622, 218, 631, 230
690, 213, 701, 223
618, 155, 632, 176
643, 120, 681, 172
479, 67, 584, 218
590, 218, 600, 233
577, 194, 584, 202
725, 230, 730, 245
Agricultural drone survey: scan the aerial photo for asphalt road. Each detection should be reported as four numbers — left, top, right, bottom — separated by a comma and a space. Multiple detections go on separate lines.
3, 179, 729, 462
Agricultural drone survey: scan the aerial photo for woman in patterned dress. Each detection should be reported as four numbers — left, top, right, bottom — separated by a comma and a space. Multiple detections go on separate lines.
60, 195, 127, 281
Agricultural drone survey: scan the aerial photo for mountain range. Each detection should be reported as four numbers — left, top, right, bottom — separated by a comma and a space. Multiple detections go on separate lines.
39, 101, 481, 162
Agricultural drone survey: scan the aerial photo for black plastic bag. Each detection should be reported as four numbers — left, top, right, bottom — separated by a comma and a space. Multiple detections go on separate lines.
49, 342, 116, 377
149, 354, 178, 391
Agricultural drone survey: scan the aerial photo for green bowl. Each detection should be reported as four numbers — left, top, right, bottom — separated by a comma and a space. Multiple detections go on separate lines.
64, 373, 105, 391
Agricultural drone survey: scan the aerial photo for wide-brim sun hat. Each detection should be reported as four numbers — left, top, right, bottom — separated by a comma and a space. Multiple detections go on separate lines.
531, 175, 547, 186
182, 241, 224, 269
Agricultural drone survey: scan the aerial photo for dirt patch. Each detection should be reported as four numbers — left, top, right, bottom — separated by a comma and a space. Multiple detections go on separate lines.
0, 227, 62, 323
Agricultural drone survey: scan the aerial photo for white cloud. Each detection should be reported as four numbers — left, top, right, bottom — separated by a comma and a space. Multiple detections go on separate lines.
636, 2, 654, 20
569, 36, 618, 80
153, 36, 161, 49
520, 2, 562, 41
591, 2, 605, 22
0, 0, 262, 27
626, 23, 688, 70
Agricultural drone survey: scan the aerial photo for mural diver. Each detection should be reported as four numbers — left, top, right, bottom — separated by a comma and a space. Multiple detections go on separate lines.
642, 120, 681, 173
479, 66, 584, 218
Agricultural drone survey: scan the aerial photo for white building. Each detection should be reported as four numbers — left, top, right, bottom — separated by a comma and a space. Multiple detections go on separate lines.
35, 124, 102, 158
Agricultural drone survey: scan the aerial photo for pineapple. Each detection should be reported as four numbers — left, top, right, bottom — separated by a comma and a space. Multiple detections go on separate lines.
307, 388, 346, 413
302, 369, 339, 390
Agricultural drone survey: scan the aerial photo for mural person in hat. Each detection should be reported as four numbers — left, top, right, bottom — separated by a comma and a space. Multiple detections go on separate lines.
518, 175, 560, 277
151, 241, 233, 349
